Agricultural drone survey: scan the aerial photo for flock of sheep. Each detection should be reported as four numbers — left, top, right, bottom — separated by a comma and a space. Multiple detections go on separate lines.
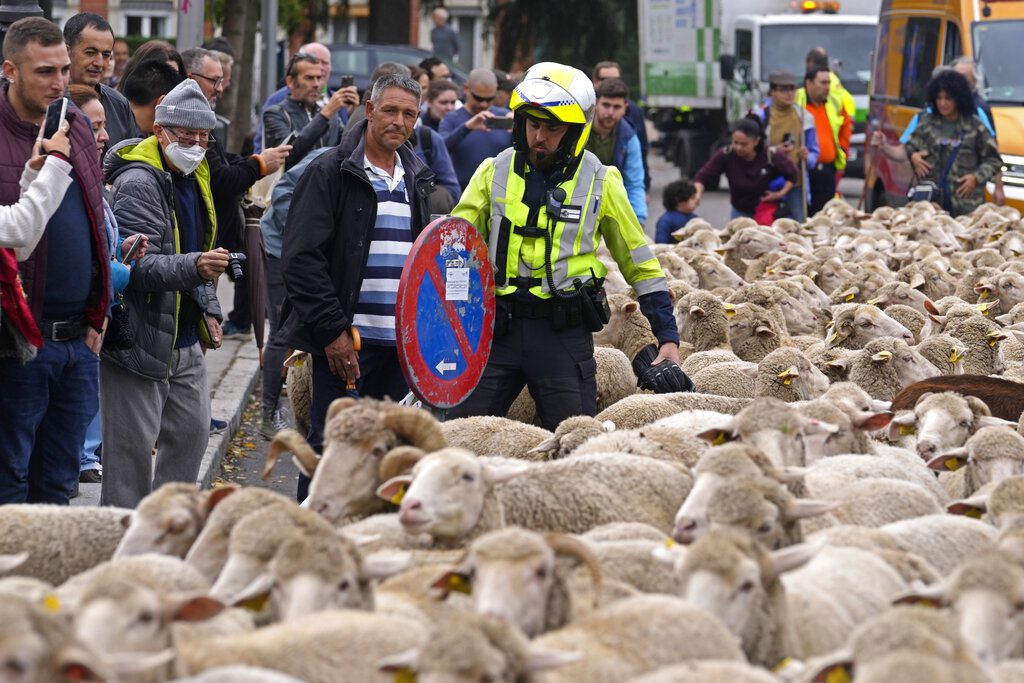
4, 198, 1024, 682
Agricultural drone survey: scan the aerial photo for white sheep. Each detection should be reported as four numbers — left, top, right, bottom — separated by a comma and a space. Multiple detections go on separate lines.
440, 416, 553, 460
887, 391, 1013, 460
927, 425, 1024, 500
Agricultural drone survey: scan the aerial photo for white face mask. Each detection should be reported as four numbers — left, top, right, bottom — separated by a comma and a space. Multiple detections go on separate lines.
162, 131, 207, 175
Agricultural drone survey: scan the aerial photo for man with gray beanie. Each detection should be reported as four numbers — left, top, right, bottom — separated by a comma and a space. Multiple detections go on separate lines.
100, 78, 229, 508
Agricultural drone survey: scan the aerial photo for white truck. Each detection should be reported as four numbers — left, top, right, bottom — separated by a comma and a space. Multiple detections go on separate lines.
639, 0, 879, 178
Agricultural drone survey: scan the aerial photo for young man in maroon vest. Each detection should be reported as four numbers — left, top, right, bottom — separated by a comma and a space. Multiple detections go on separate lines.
0, 17, 111, 505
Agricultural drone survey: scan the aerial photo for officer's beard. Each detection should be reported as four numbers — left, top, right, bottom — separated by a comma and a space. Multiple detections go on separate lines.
531, 149, 559, 172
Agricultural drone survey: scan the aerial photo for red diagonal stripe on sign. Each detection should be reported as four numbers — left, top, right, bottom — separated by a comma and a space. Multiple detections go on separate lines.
424, 261, 475, 364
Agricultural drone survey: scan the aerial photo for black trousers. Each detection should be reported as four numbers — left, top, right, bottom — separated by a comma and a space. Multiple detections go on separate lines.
446, 314, 597, 431
808, 162, 837, 217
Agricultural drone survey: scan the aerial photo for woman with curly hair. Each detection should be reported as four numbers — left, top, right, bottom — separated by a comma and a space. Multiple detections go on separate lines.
904, 69, 1001, 216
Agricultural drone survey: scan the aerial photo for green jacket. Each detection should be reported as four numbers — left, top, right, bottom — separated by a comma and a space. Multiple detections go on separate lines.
905, 113, 1001, 217
103, 136, 221, 381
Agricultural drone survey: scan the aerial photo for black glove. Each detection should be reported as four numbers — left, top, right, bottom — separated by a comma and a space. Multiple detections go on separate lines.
632, 343, 694, 394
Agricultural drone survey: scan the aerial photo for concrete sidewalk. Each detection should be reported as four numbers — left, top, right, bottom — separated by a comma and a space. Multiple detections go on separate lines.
73, 278, 262, 505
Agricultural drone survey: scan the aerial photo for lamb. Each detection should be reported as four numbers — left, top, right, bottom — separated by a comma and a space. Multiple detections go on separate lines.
177, 610, 428, 682
686, 252, 746, 291
380, 597, 744, 683
264, 398, 447, 523
694, 397, 829, 468
672, 290, 738, 374
660, 527, 908, 667
774, 275, 832, 311
378, 448, 692, 542
58, 553, 210, 611
825, 304, 915, 349
887, 391, 1011, 460
0, 504, 129, 585
848, 336, 940, 400
703, 476, 835, 549
915, 333, 969, 374
441, 416, 553, 460
927, 426, 1024, 499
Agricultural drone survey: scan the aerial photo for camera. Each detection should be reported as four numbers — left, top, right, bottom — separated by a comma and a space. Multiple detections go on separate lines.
226, 252, 247, 281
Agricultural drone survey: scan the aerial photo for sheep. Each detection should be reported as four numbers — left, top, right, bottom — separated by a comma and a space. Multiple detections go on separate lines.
284, 354, 312, 439
775, 275, 832, 311
948, 316, 1008, 374
660, 527, 908, 667
692, 347, 829, 402
915, 333, 969, 374
624, 661, 781, 683
891, 374, 1024, 421
430, 527, 605, 636
177, 610, 428, 682
578, 536, 680, 594
927, 426, 1024, 500
898, 260, 958, 299
727, 283, 819, 336
883, 303, 928, 342
975, 271, 1024, 314
58, 553, 210, 612
886, 391, 1011, 460
686, 251, 746, 291
594, 294, 659, 361
824, 304, 915, 349
805, 344, 855, 382
440, 416, 553, 460
572, 424, 707, 468
265, 398, 447, 523
673, 290, 738, 373
703, 476, 835, 549
378, 448, 692, 543
381, 596, 744, 683
726, 302, 787, 362
169, 667, 307, 683
0, 504, 130, 585
848, 336, 939, 400
693, 397, 827, 468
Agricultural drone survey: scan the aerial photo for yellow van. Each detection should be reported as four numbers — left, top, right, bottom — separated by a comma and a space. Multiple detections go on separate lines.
865, 0, 1024, 211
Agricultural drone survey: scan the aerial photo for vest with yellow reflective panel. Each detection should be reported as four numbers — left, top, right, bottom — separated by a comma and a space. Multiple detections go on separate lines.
796, 87, 847, 171
456, 148, 666, 300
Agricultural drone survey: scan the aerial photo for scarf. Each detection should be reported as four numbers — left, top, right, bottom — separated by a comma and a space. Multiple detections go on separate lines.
0, 247, 42, 362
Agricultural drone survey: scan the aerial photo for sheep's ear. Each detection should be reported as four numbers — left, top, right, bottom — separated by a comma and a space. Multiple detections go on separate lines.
887, 413, 917, 441
378, 648, 420, 675
947, 494, 988, 519
987, 330, 1007, 347
808, 657, 854, 683
870, 349, 893, 364
803, 418, 839, 436
977, 301, 999, 316
784, 499, 841, 521
376, 475, 413, 504
688, 305, 706, 318
120, 512, 133, 530
839, 287, 859, 302
928, 313, 947, 326
482, 460, 531, 485
622, 301, 640, 315
714, 247, 732, 255
866, 294, 886, 306
825, 358, 850, 373
651, 542, 686, 567
754, 324, 777, 338
963, 395, 991, 418
697, 422, 737, 445
774, 466, 808, 485
892, 582, 949, 608
362, 551, 412, 580
524, 647, 583, 672
430, 570, 473, 598
738, 365, 760, 379
908, 273, 926, 290
1012, 329, 1024, 345
854, 411, 893, 432
927, 449, 970, 472
232, 573, 274, 612
978, 415, 1016, 429
766, 541, 822, 581
995, 313, 1014, 325
203, 484, 238, 515
528, 435, 560, 455
924, 299, 941, 315
291, 454, 317, 479
166, 594, 225, 622
0, 552, 28, 573
776, 365, 799, 385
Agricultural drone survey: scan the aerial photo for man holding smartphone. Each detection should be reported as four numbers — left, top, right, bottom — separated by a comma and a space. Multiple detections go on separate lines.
0, 18, 112, 505
439, 68, 513, 190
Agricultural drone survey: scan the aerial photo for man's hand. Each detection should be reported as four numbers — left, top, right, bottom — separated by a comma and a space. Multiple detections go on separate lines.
85, 319, 107, 355
197, 248, 230, 280
321, 88, 354, 118
120, 234, 149, 261
910, 150, 932, 177
994, 175, 1006, 206
652, 342, 681, 367
260, 144, 293, 175
466, 110, 496, 132
798, 146, 809, 161
761, 190, 782, 203
28, 123, 70, 170
956, 173, 978, 198
336, 85, 360, 112
205, 315, 222, 349
325, 329, 360, 382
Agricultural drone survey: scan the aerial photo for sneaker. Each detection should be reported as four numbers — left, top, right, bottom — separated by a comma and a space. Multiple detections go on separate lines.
220, 321, 251, 340
79, 469, 102, 484
70, 480, 80, 499
210, 418, 228, 434
259, 408, 290, 440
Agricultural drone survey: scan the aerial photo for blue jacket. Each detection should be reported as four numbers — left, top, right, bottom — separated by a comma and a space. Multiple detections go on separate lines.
439, 106, 513, 189
900, 101, 996, 144
655, 209, 698, 244
624, 100, 651, 190
260, 147, 331, 259
609, 118, 647, 223
414, 126, 461, 203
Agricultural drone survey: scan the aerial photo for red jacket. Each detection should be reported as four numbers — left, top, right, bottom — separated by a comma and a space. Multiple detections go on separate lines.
0, 83, 110, 335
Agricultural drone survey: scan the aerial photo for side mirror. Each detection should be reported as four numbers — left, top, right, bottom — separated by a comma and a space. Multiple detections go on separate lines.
720, 54, 735, 82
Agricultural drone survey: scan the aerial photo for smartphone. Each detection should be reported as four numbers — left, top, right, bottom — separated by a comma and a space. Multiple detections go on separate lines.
485, 117, 514, 130
42, 97, 69, 140
281, 131, 299, 146
340, 74, 354, 88
121, 236, 144, 263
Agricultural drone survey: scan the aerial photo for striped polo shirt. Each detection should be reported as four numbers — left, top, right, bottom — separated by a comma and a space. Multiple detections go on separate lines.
352, 154, 413, 345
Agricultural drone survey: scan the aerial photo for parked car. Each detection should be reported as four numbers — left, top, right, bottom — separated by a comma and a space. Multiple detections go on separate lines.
327, 43, 468, 93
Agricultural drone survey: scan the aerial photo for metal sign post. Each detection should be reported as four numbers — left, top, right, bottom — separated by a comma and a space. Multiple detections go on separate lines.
395, 216, 495, 412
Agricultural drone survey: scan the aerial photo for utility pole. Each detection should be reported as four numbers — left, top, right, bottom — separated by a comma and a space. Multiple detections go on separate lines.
261, 0, 277, 107
177, 0, 204, 52
0, 0, 43, 61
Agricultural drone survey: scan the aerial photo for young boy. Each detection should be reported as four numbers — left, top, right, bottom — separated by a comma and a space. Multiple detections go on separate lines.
655, 178, 700, 243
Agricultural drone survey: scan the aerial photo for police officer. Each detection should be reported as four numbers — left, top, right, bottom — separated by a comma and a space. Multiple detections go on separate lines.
447, 62, 684, 431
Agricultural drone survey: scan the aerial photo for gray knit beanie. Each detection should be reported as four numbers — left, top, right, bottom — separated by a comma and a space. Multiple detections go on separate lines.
155, 79, 217, 130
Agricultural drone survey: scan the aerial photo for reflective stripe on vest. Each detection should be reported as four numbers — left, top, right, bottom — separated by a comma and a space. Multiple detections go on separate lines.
797, 88, 847, 171
489, 149, 609, 298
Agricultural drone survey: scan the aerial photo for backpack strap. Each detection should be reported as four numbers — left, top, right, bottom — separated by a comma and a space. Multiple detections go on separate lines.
419, 126, 434, 166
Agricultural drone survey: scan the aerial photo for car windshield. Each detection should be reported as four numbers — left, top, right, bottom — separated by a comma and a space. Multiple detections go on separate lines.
974, 21, 1024, 104
760, 23, 875, 95
330, 47, 370, 78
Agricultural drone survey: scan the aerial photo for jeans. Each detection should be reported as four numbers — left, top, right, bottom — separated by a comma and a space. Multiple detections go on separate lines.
0, 338, 99, 504
261, 255, 288, 413
81, 412, 102, 471
296, 343, 409, 502
785, 184, 807, 222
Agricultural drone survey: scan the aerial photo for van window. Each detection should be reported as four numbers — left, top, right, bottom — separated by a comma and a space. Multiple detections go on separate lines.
899, 17, 941, 108
943, 22, 963, 67
735, 29, 753, 82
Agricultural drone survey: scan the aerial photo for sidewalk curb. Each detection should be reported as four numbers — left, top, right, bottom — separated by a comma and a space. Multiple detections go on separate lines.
197, 342, 262, 490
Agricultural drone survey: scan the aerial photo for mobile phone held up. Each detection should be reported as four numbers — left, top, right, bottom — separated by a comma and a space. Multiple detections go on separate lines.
121, 236, 144, 264
340, 74, 354, 89
42, 97, 69, 140
485, 116, 514, 130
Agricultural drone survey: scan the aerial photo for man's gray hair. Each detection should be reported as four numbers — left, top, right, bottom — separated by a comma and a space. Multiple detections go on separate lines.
950, 55, 982, 85
371, 73, 421, 105
181, 47, 216, 75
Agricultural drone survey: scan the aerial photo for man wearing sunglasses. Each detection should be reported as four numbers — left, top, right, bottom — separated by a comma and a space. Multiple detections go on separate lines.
439, 67, 513, 190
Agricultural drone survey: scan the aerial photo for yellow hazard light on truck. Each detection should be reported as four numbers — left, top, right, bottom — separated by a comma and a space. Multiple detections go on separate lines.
800, 0, 840, 12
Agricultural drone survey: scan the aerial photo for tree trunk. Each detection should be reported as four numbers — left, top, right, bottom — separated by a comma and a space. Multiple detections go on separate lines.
219, 0, 246, 151
229, 1, 260, 153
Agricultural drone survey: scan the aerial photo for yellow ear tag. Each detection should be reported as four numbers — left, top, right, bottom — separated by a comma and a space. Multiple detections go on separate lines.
766, 268, 776, 275
663, 537, 676, 549
979, 290, 989, 300
389, 484, 406, 506
898, 425, 915, 436
989, 337, 1000, 348
293, 356, 305, 367
949, 349, 962, 363
844, 292, 856, 302
41, 594, 60, 614
239, 593, 269, 613
772, 657, 794, 673
965, 507, 983, 520
724, 304, 737, 317
393, 669, 417, 683
782, 377, 794, 385
712, 431, 728, 446
447, 574, 472, 595
828, 332, 839, 343
945, 458, 962, 472
715, 248, 728, 256
825, 667, 852, 683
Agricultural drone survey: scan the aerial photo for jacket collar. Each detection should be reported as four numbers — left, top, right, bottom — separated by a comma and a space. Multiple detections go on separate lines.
0, 81, 52, 140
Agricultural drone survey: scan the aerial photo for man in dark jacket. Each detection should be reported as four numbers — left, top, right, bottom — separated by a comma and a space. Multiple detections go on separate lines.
0, 18, 111, 504
593, 60, 651, 192
63, 12, 138, 147
279, 73, 438, 502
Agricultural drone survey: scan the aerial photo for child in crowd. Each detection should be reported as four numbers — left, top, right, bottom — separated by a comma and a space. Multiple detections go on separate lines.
655, 178, 700, 243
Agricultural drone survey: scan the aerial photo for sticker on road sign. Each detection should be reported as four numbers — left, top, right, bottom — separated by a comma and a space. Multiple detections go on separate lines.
396, 216, 495, 409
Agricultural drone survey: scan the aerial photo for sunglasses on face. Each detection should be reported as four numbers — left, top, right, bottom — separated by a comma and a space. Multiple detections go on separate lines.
468, 90, 496, 102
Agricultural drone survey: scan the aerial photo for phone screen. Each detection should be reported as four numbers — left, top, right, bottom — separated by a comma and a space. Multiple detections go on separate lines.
340, 75, 354, 88
485, 117, 514, 130
121, 236, 143, 263
42, 98, 68, 139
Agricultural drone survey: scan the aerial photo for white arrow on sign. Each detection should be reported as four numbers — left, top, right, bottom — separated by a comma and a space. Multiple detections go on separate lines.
436, 360, 457, 374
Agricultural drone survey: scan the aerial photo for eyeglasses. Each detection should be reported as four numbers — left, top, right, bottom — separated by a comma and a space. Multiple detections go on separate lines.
468, 90, 496, 103
190, 72, 224, 89
165, 127, 215, 149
